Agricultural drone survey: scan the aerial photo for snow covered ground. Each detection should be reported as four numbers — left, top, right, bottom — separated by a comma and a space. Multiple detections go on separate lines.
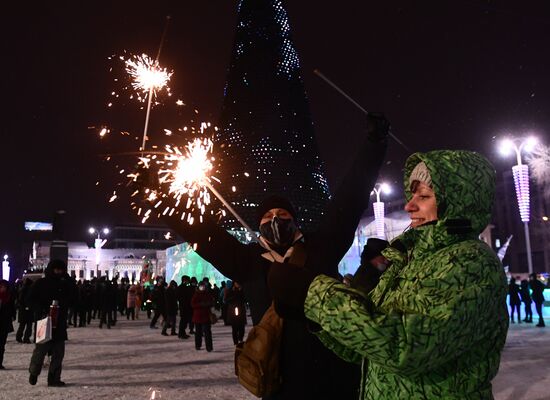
0, 315, 548, 399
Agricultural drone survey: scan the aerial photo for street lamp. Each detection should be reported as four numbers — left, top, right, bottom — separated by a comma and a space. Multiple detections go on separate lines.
499, 136, 538, 274
2, 254, 9, 281
89, 227, 109, 278
371, 183, 391, 239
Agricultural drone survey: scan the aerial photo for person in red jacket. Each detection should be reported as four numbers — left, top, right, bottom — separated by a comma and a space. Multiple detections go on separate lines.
191, 282, 214, 352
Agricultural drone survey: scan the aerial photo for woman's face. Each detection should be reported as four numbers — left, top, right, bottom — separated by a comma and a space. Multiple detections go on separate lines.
405, 181, 438, 228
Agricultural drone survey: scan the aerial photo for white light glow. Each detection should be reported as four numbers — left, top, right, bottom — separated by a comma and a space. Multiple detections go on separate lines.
524, 137, 538, 153
499, 139, 515, 157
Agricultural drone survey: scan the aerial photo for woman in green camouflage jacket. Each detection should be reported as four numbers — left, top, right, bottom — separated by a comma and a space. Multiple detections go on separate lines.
269, 150, 509, 399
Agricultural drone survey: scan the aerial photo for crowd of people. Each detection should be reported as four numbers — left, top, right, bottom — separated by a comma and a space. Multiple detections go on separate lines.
0, 266, 249, 385
508, 274, 547, 327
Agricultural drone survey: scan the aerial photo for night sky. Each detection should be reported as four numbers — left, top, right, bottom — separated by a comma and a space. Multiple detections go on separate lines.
3, 1, 550, 271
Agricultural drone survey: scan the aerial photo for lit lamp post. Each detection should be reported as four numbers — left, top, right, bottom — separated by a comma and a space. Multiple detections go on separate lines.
89, 227, 109, 279
371, 183, 391, 239
499, 136, 538, 274
2, 254, 9, 281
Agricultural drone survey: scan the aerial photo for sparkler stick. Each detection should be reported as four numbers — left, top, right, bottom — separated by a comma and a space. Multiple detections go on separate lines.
156, 135, 260, 243
313, 69, 412, 153
204, 181, 258, 239
141, 16, 172, 153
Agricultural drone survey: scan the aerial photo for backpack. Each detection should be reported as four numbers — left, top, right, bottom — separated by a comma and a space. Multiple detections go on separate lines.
234, 242, 306, 397
234, 303, 283, 397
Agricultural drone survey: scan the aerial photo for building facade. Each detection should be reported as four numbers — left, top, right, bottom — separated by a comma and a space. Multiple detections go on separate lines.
29, 241, 165, 282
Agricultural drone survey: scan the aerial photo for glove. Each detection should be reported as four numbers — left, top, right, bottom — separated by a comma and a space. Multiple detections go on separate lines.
267, 262, 317, 309
366, 112, 391, 143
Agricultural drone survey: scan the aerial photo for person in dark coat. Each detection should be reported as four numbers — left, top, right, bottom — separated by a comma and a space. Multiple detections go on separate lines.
508, 277, 522, 324
150, 278, 166, 329
162, 280, 178, 336
520, 279, 533, 323
351, 238, 389, 295
225, 281, 247, 345
82, 280, 94, 325
0, 279, 16, 369
28, 259, 76, 386
16, 278, 34, 343
530, 273, 546, 327
143, 114, 388, 399
191, 282, 214, 352
177, 275, 194, 339
98, 277, 115, 329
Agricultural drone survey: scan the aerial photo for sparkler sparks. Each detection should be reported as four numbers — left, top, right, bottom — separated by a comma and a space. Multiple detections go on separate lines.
125, 54, 172, 102
152, 137, 216, 224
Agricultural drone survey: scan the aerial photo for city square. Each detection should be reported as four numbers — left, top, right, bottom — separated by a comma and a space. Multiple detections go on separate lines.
2, 1, 550, 399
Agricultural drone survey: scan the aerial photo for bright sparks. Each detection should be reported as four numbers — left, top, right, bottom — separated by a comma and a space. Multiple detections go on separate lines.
160, 138, 214, 199
125, 53, 172, 102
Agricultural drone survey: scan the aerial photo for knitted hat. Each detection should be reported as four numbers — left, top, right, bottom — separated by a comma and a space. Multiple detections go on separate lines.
256, 195, 297, 225
409, 161, 432, 187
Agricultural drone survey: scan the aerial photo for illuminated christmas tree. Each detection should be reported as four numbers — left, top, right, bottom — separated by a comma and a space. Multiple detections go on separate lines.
216, 0, 330, 231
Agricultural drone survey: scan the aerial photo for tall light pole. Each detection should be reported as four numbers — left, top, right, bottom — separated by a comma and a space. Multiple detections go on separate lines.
2, 254, 9, 281
89, 227, 109, 279
371, 183, 391, 239
499, 136, 538, 274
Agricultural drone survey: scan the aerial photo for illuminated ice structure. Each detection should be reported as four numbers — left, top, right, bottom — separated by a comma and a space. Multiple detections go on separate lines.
216, 0, 330, 232
165, 230, 254, 284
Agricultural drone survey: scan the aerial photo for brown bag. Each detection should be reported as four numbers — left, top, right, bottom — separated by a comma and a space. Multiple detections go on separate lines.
234, 303, 283, 397
234, 242, 307, 397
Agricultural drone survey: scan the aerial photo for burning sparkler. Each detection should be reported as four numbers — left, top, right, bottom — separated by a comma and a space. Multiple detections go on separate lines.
125, 54, 172, 101
132, 125, 257, 238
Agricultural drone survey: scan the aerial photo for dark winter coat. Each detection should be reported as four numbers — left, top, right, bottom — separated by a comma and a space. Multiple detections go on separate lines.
225, 288, 246, 325
161, 132, 385, 399
508, 282, 521, 305
98, 280, 116, 311
151, 285, 166, 312
191, 290, 213, 324
164, 286, 178, 316
17, 281, 34, 323
530, 279, 546, 304
28, 269, 76, 341
0, 284, 16, 334
176, 284, 194, 316
520, 281, 532, 304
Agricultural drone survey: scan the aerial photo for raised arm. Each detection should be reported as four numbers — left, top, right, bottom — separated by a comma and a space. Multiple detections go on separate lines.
308, 114, 389, 275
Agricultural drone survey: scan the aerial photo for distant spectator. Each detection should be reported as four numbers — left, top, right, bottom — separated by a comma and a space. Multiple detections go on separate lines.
224, 281, 247, 345
28, 260, 76, 387
162, 281, 178, 336
508, 277, 522, 324
176, 276, 194, 339
16, 278, 33, 343
191, 282, 214, 352
0, 280, 16, 369
520, 279, 532, 323
530, 273, 546, 328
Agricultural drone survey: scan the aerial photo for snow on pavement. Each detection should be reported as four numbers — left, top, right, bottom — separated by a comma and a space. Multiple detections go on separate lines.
1, 316, 255, 400
1, 316, 548, 399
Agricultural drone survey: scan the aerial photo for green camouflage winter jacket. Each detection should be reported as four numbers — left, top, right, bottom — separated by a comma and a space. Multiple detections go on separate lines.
304, 150, 509, 399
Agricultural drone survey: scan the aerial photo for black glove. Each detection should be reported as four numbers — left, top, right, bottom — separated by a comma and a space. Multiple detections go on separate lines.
267, 262, 317, 309
366, 112, 391, 143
